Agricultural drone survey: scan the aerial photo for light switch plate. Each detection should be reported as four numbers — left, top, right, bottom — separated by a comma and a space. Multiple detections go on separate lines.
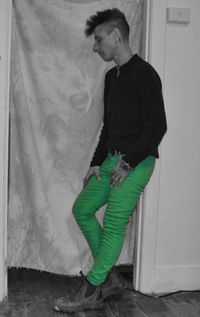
166, 7, 191, 24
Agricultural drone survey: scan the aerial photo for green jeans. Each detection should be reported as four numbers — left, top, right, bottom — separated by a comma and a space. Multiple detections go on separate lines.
72, 153, 155, 285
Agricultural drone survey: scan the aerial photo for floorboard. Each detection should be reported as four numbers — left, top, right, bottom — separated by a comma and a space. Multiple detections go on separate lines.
0, 268, 200, 316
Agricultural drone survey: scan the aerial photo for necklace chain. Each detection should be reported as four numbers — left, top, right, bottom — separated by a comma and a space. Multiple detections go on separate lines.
116, 53, 133, 78
116, 65, 120, 77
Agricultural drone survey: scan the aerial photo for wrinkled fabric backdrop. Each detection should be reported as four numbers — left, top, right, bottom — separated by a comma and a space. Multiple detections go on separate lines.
8, 0, 143, 275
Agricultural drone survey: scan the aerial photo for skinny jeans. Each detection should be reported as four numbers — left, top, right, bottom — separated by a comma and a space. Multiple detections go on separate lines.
72, 153, 155, 286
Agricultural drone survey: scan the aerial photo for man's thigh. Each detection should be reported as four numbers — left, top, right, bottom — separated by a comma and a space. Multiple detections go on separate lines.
73, 172, 111, 216
73, 154, 120, 214
104, 156, 156, 220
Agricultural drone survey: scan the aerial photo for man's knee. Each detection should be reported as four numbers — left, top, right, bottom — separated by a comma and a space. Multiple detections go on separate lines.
72, 198, 94, 222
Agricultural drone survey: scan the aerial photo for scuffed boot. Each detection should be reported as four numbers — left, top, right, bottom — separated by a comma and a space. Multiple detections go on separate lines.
102, 267, 128, 299
53, 278, 104, 313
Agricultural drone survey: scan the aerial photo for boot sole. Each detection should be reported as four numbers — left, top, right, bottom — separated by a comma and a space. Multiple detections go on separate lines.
54, 300, 104, 313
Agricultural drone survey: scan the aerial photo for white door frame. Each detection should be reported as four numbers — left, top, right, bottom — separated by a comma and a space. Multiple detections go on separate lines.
133, 0, 167, 294
0, 0, 12, 302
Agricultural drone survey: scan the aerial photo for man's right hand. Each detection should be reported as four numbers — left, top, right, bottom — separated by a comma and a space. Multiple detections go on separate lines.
83, 166, 101, 187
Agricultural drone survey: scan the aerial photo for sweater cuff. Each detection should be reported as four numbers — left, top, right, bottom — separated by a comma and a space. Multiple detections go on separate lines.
122, 154, 138, 169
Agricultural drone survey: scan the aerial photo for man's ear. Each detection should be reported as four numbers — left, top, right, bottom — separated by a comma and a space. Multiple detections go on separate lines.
113, 28, 121, 42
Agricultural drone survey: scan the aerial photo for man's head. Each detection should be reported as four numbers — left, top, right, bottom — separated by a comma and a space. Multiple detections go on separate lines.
85, 9, 130, 62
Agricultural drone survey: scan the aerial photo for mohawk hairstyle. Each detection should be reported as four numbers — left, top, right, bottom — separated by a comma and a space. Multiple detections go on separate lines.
85, 8, 130, 40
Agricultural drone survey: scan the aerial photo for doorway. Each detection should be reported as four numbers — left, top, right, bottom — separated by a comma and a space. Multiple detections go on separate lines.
0, 0, 151, 301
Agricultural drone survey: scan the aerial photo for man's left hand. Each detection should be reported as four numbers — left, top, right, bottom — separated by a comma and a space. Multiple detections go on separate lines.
110, 157, 133, 187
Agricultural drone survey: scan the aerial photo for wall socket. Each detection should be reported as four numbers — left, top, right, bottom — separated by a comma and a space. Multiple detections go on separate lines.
166, 7, 191, 24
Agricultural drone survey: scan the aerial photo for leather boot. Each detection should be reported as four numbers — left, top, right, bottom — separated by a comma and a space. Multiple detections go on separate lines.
102, 267, 128, 299
53, 278, 104, 313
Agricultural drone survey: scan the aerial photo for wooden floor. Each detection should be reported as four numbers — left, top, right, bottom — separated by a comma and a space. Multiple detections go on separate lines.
0, 267, 200, 316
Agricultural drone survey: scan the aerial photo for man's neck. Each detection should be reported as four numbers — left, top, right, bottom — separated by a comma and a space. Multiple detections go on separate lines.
113, 46, 133, 67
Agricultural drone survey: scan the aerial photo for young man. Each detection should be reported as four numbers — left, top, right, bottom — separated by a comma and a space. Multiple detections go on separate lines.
54, 8, 167, 313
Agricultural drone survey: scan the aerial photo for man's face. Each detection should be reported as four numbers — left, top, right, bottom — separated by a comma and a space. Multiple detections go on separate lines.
93, 24, 117, 62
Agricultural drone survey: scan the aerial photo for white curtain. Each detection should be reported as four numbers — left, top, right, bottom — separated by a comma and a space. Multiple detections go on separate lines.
8, 0, 143, 275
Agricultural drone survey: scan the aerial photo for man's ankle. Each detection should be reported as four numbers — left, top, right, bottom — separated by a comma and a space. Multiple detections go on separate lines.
85, 279, 99, 297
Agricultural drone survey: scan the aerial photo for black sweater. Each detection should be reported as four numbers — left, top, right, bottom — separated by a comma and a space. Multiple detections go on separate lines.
90, 54, 167, 168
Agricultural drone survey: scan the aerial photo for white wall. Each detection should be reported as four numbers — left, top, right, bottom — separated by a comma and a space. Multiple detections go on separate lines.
0, 0, 12, 301
136, 0, 200, 294
157, 0, 200, 268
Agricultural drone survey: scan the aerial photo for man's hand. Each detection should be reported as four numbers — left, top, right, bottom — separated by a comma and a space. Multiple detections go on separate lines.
83, 166, 101, 187
110, 157, 133, 187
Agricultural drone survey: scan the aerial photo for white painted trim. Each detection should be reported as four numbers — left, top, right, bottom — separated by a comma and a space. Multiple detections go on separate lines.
133, 0, 167, 294
133, 0, 151, 290
141, 0, 151, 61
0, 0, 12, 302
150, 265, 200, 295
133, 194, 144, 289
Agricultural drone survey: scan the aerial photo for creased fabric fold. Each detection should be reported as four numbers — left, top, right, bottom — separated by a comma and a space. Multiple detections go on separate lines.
8, 0, 143, 275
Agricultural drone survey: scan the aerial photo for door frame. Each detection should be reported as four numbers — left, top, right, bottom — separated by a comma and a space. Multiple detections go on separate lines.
133, 0, 167, 294
0, 0, 12, 302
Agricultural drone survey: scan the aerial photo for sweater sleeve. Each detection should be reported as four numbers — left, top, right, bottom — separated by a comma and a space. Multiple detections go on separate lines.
123, 65, 167, 168
90, 123, 108, 166
90, 75, 109, 167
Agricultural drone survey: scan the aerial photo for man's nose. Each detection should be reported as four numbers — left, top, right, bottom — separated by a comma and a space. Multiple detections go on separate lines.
93, 42, 98, 52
